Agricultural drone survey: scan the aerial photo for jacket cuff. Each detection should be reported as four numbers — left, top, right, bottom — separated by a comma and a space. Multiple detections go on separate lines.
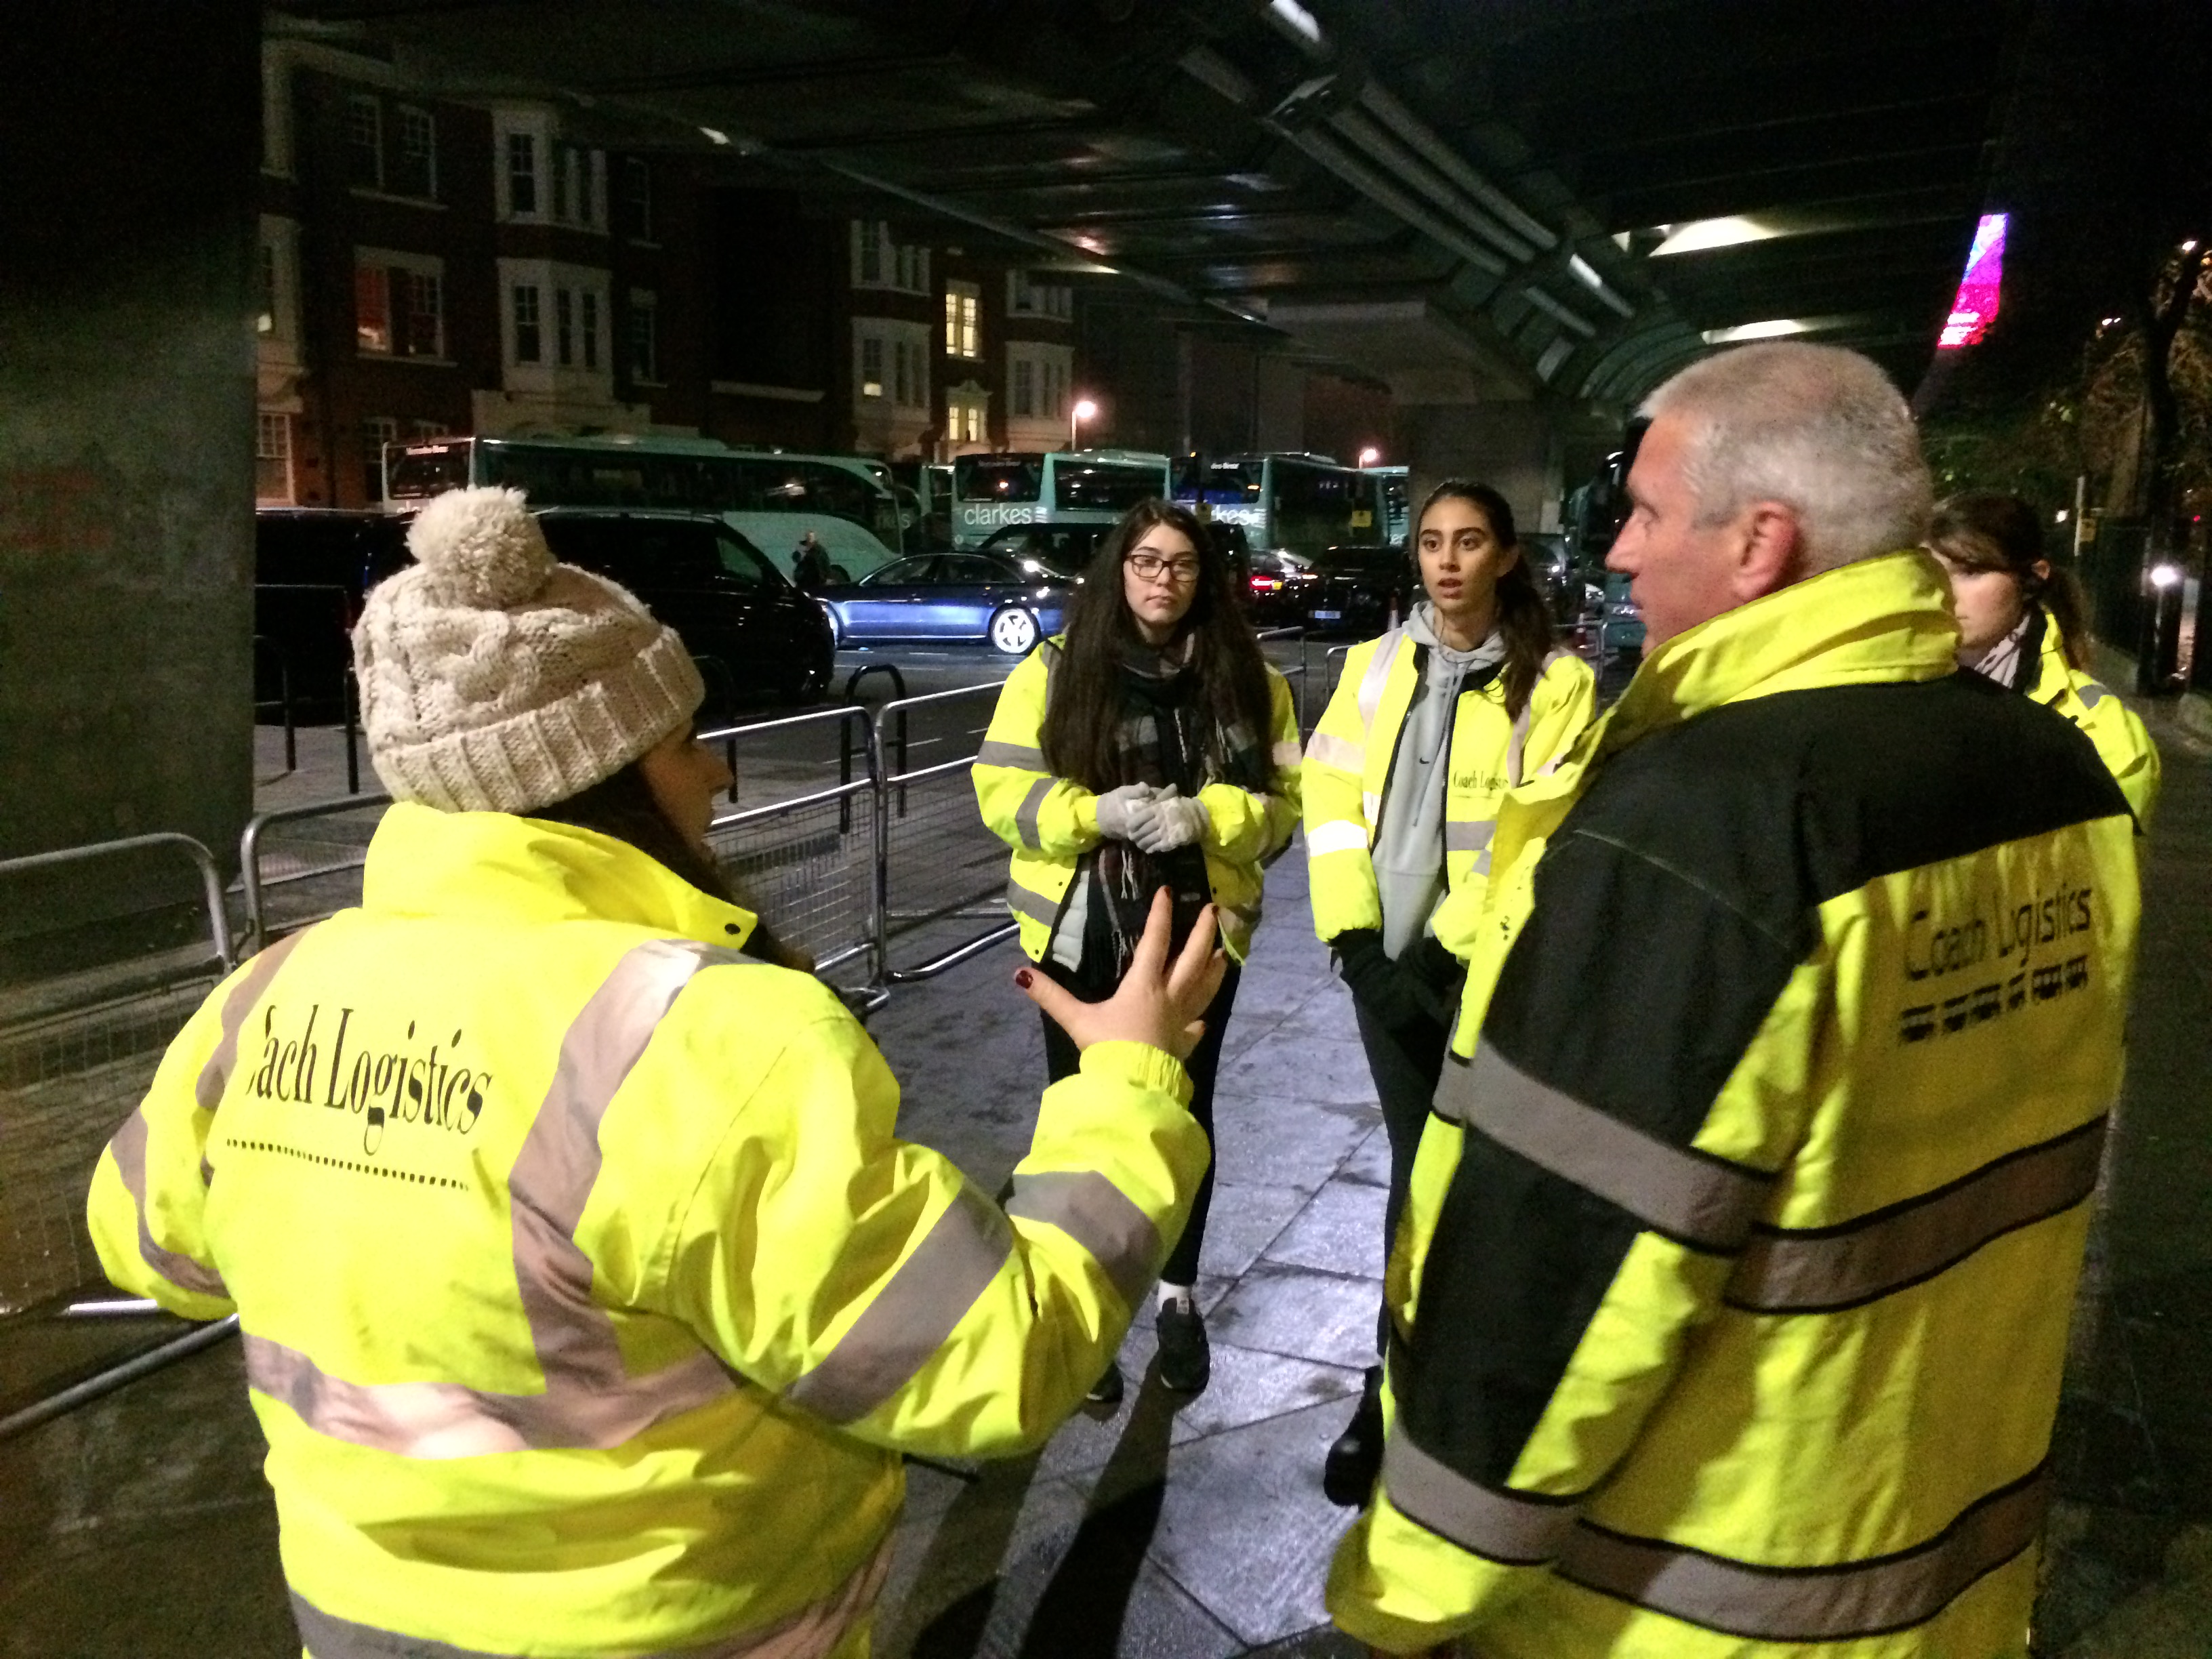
1079, 1039, 1193, 1105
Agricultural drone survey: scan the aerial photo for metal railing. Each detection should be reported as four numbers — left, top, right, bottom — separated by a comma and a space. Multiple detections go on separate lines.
238, 792, 392, 956
0, 833, 247, 1439
868, 680, 1017, 983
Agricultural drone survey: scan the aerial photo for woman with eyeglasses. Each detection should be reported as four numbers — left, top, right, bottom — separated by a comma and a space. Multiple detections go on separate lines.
976, 498, 1303, 1402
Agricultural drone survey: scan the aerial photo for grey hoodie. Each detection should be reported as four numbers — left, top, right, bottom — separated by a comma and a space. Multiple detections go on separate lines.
1373, 603, 1506, 958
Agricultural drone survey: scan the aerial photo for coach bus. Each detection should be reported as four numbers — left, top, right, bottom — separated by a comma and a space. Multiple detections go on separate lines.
950, 449, 1172, 548
1172, 452, 1386, 560
384, 434, 905, 580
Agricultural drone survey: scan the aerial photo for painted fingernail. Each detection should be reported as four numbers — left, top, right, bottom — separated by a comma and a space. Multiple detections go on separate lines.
1015, 969, 1034, 989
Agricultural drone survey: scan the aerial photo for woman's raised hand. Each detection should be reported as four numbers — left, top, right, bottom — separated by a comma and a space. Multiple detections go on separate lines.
1017, 890, 1226, 1061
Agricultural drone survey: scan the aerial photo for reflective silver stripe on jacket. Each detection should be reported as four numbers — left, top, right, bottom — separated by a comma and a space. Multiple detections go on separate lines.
1013, 777, 1053, 850
1727, 1117, 2106, 1314
1382, 1430, 1582, 1565
1271, 736, 1304, 769
289, 1531, 895, 1659
195, 928, 312, 1112
1355, 629, 1405, 731
783, 1183, 1012, 1425
1305, 819, 1370, 858
1305, 731, 1365, 774
1005, 877, 1061, 928
1443, 819, 1496, 855
108, 1109, 230, 1300
975, 739, 1046, 772
1557, 1464, 2053, 1642
253, 940, 746, 1454
1006, 1169, 1163, 1308
1436, 1044, 1774, 1252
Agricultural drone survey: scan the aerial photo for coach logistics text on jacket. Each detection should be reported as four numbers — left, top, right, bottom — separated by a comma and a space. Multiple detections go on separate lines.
88, 803, 1208, 1659
1303, 619, 1593, 955
975, 638, 1303, 964
2019, 604, 2161, 827
1328, 550, 2143, 1658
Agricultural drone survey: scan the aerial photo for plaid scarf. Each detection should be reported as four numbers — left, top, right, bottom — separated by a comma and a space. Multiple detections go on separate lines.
1077, 636, 1271, 989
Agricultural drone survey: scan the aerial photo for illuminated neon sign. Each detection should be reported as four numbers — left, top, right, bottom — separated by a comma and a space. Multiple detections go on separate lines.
1939, 213, 2007, 349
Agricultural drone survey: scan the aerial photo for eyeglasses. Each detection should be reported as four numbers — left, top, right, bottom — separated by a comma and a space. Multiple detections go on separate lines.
1126, 552, 1201, 586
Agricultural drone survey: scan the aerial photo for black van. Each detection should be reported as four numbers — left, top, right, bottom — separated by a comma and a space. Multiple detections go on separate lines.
533, 509, 834, 714
254, 509, 410, 722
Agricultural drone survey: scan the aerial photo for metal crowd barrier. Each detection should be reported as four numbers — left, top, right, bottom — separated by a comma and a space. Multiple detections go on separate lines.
0, 833, 243, 1440
239, 792, 392, 956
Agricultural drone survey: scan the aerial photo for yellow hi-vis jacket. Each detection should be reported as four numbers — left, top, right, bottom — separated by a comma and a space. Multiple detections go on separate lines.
974, 638, 1303, 964
2019, 607, 2161, 827
1328, 551, 2144, 1658
88, 803, 1208, 1659
1303, 628, 1593, 949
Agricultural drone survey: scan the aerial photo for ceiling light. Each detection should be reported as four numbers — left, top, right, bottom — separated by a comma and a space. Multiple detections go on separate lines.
1566, 253, 1605, 291
699, 127, 731, 146
1700, 319, 1814, 344
1652, 216, 1784, 257
1267, 0, 1326, 50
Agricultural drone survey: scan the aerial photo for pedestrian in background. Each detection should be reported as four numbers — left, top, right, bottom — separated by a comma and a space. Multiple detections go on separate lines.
1330, 344, 2143, 1657
88, 486, 1223, 1659
976, 498, 1302, 1401
792, 529, 832, 594
1931, 490, 2160, 823
1303, 479, 1593, 1507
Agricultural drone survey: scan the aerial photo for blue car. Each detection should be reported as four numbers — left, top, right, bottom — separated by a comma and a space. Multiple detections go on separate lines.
821, 551, 1073, 654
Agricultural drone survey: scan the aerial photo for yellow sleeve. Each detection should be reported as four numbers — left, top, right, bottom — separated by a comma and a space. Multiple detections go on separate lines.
973, 649, 1101, 859
1303, 640, 1383, 941
85, 969, 247, 1322
1200, 668, 1303, 865
2081, 694, 2160, 830
1522, 655, 1597, 780
663, 991, 1209, 1458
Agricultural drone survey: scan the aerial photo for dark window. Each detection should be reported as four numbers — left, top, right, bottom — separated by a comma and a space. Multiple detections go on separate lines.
714, 531, 775, 586
507, 131, 538, 215
956, 456, 1043, 503
621, 157, 652, 239
867, 556, 939, 586
940, 556, 1001, 583
346, 94, 382, 188
1054, 462, 1161, 514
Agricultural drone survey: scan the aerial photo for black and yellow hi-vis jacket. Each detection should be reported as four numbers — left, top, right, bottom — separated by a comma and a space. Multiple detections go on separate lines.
1328, 550, 2143, 1658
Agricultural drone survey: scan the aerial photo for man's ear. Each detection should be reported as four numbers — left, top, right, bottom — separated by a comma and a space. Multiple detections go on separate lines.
1731, 502, 1804, 604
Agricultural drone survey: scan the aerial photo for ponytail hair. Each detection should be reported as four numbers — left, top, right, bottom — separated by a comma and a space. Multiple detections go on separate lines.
1929, 492, 2088, 670
1416, 479, 1556, 718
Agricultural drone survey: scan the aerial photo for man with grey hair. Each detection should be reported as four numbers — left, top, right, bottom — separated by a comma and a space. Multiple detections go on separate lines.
1328, 342, 2142, 1657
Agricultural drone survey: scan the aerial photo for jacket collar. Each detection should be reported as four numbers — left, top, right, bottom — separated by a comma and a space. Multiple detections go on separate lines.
361, 801, 759, 950
1586, 548, 1960, 765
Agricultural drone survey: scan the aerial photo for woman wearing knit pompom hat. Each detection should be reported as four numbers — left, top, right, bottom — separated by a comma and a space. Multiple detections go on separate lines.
85, 485, 1225, 1659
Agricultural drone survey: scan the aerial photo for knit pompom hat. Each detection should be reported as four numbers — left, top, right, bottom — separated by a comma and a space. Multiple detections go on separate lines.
353, 487, 703, 813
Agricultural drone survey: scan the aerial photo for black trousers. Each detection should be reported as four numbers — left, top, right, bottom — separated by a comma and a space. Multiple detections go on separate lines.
1352, 996, 1452, 1355
1040, 959, 1242, 1288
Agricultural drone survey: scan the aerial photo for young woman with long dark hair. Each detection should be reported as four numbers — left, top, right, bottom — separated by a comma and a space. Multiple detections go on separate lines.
976, 498, 1302, 1400
1303, 479, 1595, 1504
1930, 491, 2160, 824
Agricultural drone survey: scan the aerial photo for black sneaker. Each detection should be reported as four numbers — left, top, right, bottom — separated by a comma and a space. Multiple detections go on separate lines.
1155, 1300, 1210, 1393
1086, 1361, 1124, 1406
1323, 1366, 1385, 1507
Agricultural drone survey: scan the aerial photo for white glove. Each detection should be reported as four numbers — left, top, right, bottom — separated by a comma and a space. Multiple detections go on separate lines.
1132, 785, 1210, 853
1093, 782, 1157, 842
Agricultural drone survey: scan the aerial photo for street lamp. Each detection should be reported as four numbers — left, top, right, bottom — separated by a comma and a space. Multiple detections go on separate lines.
1357, 446, 1381, 468
1069, 396, 1097, 451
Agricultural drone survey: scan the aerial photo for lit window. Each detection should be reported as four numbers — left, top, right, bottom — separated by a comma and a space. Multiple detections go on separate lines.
346, 94, 382, 188
860, 335, 885, 399
355, 265, 390, 354
628, 291, 658, 382
507, 132, 538, 216
259, 244, 278, 335
394, 106, 436, 198
945, 281, 980, 358
255, 413, 293, 504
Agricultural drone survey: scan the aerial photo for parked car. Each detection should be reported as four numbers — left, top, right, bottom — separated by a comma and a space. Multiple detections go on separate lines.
977, 523, 1110, 579
1242, 546, 1314, 627
820, 552, 1073, 654
254, 509, 411, 722
533, 509, 834, 712
1290, 542, 1414, 637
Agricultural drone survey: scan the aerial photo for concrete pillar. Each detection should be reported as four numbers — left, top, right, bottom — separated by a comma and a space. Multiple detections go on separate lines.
0, 5, 260, 970
1392, 403, 1565, 538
